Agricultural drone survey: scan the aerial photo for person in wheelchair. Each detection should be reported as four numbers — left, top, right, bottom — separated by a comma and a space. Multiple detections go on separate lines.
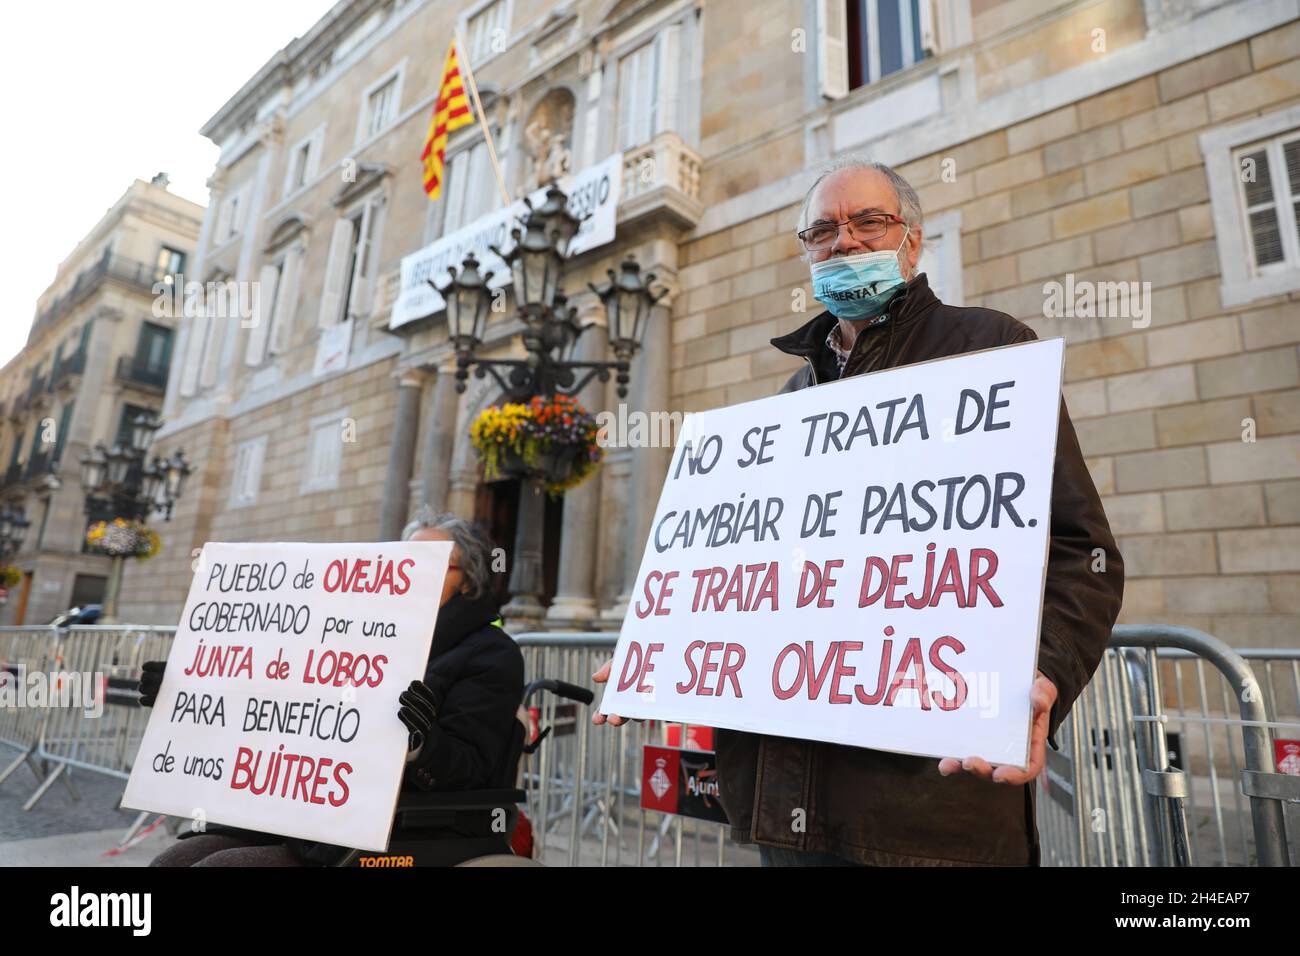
146, 509, 525, 866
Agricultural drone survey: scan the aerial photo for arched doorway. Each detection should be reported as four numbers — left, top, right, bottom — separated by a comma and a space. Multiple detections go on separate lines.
473, 477, 564, 610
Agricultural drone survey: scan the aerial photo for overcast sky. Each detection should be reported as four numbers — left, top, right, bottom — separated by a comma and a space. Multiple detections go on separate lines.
0, 0, 340, 368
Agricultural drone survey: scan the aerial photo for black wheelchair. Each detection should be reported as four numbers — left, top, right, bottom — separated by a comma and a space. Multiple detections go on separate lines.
332, 676, 594, 867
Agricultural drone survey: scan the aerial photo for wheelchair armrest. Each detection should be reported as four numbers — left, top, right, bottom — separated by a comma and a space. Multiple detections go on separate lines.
396, 789, 525, 811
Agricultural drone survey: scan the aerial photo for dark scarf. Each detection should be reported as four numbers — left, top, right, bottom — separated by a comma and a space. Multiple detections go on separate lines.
429, 591, 503, 658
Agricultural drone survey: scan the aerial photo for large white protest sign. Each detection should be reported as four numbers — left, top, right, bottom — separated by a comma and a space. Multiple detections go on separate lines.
598, 338, 1066, 767
121, 540, 452, 852
390, 152, 622, 329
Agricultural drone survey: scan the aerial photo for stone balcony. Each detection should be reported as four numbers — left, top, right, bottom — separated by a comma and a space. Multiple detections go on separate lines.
618, 130, 704, 232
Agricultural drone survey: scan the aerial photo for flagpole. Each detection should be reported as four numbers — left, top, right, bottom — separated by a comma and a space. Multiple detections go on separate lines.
454, 29, 511, 209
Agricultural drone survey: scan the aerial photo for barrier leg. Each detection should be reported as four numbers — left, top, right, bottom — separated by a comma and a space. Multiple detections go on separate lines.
22, 762, 67, 811
0, 746, 43, 787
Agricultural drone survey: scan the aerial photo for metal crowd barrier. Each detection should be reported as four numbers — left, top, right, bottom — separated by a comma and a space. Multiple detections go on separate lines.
516, 625, 1298, 867
1036, 624, 1298, 867
515, 633, 749, 866
0, 626, 64, 798
0, 625, 174, 829
2, 622, 1293, 866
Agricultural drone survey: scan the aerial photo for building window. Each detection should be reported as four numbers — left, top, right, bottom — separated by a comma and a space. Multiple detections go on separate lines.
52, 400, 75, 464
1201, 104, 1300, 307
135, 322, 173, 377
215, 185, 249, 243
818, 0, 936, 98
915, 209, 962, 307
442, 137, 497, 233
847, 0, 930, 89
115, 403, 155, 446
155, 246, 186, 282
318, 196, 385, 327
1235, 134, 1300, 273
302, 411, 347, 494
466, 0, 509, 64
229, 435, 268, 508
616, 25, 681, 152
357, 66, 405, 145
283, 128, 324, 198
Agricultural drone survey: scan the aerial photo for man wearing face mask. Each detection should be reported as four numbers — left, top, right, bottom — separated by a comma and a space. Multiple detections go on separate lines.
596, 156, 1125, 867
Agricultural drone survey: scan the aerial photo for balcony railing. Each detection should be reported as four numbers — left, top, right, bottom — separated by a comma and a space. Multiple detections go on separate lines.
25, 450, 51, 480
115, 356, 168, 392
31, 253, 166, 339
619, 130, 704, 231
26, 374, 45, 400
50, 349, 86, 390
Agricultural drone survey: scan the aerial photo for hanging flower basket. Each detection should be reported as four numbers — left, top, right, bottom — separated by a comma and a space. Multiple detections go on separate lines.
86, 518, 161, 560
470, 395, 603, 495
0, 565, 20, 589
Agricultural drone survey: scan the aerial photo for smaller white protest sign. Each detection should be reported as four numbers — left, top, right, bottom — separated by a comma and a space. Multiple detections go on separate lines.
121, 540, 452, 853
390, 152, 623, 329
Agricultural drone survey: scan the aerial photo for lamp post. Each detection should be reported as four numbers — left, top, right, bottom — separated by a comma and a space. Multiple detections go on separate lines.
432, 181, 666, 626
0, 504, 28, 611
78, 410, 192, 622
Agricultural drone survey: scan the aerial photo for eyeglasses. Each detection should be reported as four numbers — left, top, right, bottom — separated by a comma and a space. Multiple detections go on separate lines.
797, 212, 906, 252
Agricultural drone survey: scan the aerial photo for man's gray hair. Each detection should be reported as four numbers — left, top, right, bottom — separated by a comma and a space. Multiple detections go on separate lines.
797, 155, 924, 232
400, 505, 497, 600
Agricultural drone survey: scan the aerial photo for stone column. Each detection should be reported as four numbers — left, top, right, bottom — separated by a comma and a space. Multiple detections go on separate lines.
601, 296, 673, 623
546, 303, 608, 630
418, 359, 459, 513
501, 477, 547, 633
377, 373, 423, 541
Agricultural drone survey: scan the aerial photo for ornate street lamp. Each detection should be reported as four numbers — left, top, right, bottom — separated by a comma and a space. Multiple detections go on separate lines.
430, 181, 668, 627
433, 193, 666, 402
77, 412, 192, 621
0, 505, 29, 562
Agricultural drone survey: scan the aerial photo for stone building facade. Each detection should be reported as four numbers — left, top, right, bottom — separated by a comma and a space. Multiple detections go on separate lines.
0, 175, 202, 624
121, 0, 1300, 649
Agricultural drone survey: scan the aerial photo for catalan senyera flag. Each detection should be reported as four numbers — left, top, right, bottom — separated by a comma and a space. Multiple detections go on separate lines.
422, 41, 474, 200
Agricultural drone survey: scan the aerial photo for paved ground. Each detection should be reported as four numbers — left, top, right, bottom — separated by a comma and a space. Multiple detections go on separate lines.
1, 751, 760, 867
0, 760, 142, 841
0, 757, 176, 865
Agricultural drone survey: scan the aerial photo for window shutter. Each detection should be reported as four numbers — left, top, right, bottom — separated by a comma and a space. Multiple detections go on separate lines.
918, 0, 939, 54
655, 24, 680, 137
347, 200, 375, 318
1242, 148, 1284, 268
444, 150, 469, 233
270, 246, 302, 354
817, 0, 849, 100
179, 287, 205, 396
245, 264, 279, 365
1286, 138, 1300, 248
199, 292, 226, 388
307, 128, 324, 181
617, 48, 638, 150
318, 218, 356, 328
215, 198, 232, 242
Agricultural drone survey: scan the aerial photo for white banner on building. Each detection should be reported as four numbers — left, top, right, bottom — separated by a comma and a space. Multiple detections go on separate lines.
598, 339, 1066, 768
121, 540, 452, 853
390, 152, 623, 330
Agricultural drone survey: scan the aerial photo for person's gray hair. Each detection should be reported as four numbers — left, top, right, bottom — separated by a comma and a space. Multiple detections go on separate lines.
400, 505, 497, 600
796, 155, 924, 234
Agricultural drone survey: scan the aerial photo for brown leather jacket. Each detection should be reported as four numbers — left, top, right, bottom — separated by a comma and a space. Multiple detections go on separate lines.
713, 273, 1124, 866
